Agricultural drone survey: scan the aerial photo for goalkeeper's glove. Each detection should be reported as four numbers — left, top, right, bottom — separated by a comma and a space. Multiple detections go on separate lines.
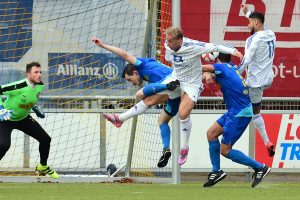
32, 105, 45, 119
0, 105, 13, 121
166, 80, 180, 91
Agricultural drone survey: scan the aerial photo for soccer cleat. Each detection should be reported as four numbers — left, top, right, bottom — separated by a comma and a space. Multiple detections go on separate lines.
36, 164, 59, 179
103, 113, 123, 128
203, 170, 227, 187
251, 165, 271, 188
178, 148, 189, 165
265, 141, 275, 157
157, 148, 172, 168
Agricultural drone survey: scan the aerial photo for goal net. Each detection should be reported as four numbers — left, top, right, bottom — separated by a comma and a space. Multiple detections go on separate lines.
0, 0, 174, 182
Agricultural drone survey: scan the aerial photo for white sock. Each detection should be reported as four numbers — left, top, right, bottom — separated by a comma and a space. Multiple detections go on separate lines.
252, 114, 269, 145
180, 117, 192, 149
119, 100, 149, 122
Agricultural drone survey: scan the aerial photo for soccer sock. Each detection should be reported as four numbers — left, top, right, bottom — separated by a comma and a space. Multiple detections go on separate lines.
40, 162, 47, 166
142, 83, 167, 97
226, 149, 263, 169
160, 123, 171, 149
252, 114, 269, 145
180, 117, 192, 149
39, 138, 50, 166
119, 100, 149, 122
208, 139, 221, 173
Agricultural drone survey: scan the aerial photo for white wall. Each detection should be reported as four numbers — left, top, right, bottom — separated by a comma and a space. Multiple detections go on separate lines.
0, 112, 249, 171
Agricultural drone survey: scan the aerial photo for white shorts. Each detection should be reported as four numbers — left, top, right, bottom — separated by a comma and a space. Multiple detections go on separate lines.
248, 84, 271, 104
170, 71, 203, 102
159, 76, 181, 100
180, 83, 203, 102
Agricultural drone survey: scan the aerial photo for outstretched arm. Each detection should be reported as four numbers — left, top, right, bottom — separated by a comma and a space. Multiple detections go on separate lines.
202, 64, 215, 73
194, 42, 243, 60
240, 3, 252, 18
91, 37, 136, 64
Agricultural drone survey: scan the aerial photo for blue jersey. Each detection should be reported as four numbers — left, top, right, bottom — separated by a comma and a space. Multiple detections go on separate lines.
135, 58, 172, 83
213, 62, 252, 117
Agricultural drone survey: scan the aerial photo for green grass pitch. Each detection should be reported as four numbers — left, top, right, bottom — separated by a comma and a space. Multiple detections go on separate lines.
0, 182, 299, 200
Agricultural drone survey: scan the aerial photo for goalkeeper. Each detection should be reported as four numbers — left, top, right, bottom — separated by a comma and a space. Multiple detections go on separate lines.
0, 62, 59, 179
92, 37, 180, 168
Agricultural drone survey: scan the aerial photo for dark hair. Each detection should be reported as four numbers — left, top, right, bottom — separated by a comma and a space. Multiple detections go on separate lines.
26, 61, 41, 73
249, 11, 265, 24
217, 53, 231, 63
122, 64, 137, 78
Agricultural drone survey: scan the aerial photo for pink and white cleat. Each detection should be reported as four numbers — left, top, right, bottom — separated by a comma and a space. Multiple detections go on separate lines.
178, 148, 189, 165
103, 113, 123, 128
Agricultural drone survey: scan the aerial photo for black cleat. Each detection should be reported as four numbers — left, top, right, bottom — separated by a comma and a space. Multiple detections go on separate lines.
203, 170, 227, 187
157, 148, 171, 168
166, 80, 180, 91
252, 165, 271, 188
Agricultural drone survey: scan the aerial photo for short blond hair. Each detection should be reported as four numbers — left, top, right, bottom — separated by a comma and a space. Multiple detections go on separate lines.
165, 26, 183, 39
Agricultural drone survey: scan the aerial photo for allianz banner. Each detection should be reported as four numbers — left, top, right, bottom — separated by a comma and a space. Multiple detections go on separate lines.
48, 53, 126, 90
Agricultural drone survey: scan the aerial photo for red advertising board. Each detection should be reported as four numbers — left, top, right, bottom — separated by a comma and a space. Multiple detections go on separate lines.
255, 114, 300, 168
180, 0, 300, 97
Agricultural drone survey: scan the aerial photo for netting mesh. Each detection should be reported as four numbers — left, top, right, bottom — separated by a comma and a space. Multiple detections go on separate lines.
0, 0, 173, 179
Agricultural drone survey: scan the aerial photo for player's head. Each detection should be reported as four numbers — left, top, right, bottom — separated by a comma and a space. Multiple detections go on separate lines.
122, 64, 142, 86
248, 12, 264, 34
26, 61, 42, 84
165, 26, 183, 52
216, 53, 231, 63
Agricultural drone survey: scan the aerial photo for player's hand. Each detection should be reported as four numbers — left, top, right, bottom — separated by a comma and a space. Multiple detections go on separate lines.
32, 105, 45, 118
91, 37, 104, 47
166, 80, 180, 91
240, 3, 248, 15
232, 50, 243, 60
0, 105, 13, 121
203, 72, 214, 84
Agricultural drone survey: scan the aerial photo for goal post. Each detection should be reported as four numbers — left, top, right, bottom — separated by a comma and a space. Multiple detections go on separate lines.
170, 0, 181, 185
0, 0, 181, 183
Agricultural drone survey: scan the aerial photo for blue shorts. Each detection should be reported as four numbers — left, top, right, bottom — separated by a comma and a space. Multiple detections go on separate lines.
164, 97, 180, 116
217, 112, 251, 145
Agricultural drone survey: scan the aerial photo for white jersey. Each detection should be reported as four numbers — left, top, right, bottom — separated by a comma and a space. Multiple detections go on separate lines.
165, 37, 236, 87
238, 28, 276, 87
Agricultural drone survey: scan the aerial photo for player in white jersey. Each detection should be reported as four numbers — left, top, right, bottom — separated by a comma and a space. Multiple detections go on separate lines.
164, 26, 243, 165
238, 4, 276, 157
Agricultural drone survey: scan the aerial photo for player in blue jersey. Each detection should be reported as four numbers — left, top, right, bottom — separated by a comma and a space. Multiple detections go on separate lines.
91, 37, 180, 168
201, 53, 270, 188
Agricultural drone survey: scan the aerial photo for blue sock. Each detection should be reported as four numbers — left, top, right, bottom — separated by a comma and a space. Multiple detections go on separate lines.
209, 139, 221, 173
143, 83, 167, 97
160, 123, 170, 149
226, 149, 263, 169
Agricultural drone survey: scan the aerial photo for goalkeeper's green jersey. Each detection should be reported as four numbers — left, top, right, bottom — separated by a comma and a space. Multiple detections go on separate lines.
0, 78, 44, 121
